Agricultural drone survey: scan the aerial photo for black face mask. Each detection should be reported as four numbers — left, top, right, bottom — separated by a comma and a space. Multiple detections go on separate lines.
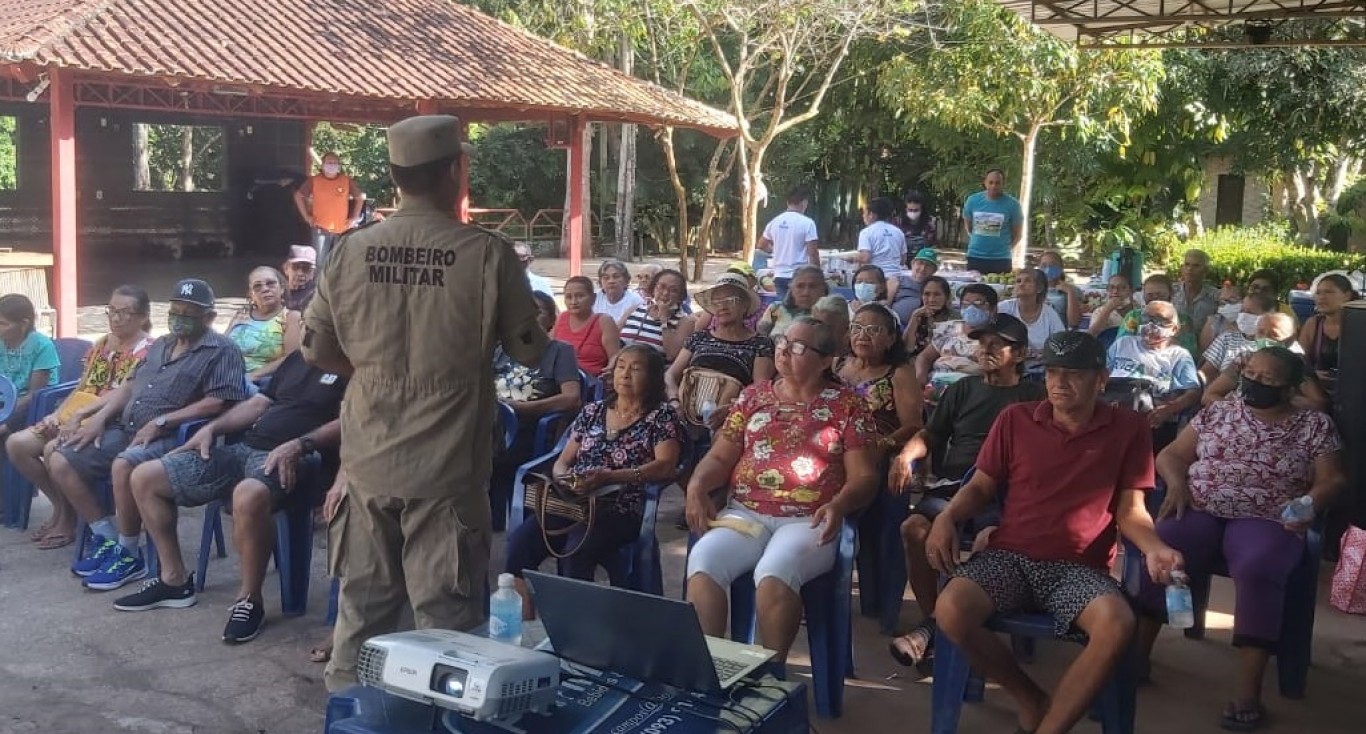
1241, 376, 1286, 410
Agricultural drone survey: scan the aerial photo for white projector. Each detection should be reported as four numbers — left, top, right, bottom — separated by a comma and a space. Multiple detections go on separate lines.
357, 629, 561, 723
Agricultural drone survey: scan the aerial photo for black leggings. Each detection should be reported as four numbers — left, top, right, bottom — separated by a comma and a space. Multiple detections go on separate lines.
506, 510, 641, 580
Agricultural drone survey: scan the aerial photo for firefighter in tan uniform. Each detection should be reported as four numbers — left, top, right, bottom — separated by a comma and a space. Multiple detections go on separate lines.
301, 115, 547, 691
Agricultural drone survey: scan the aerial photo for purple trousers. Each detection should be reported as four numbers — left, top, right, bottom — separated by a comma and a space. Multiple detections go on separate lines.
1139, 510, 1304, 648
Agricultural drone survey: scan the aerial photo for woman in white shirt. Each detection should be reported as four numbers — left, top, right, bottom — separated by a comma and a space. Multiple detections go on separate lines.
593, 259, 645, 322
857, 198, 907, 302
997, 268, 1066, 372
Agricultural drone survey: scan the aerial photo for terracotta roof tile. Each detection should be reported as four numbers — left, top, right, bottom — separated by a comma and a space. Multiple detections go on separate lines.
0, 0, 735, 133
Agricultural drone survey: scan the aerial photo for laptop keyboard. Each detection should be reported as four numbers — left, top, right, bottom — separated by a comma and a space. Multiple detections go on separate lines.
713, 657, 749, 681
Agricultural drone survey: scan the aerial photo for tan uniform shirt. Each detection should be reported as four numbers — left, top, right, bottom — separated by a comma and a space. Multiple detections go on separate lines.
303, 198, 547, 502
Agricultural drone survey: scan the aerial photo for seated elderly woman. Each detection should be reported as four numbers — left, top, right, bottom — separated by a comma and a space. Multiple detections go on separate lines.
620, 268, 695, 362
506, 345, 683, 618
1198, 292, 1275, 384
997, 268, 1067, 373
666, 273, 774, 432
1136, 346, 1344, 731
684, 317, 878, 663
1203, 313, 1328, 412
810, 295, 851, 357
758, 265, 828, 337
226, 266, 302, 384
902, 275, 956, 358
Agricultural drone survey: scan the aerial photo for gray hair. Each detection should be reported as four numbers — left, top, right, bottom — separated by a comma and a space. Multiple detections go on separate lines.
1018, 268, 1048, 304
788, 315, 839, 355
1184, 249, 1210, 267
597, 259, 630, 279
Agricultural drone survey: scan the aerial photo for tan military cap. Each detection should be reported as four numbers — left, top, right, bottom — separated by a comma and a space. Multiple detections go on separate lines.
388, 115, 472, 167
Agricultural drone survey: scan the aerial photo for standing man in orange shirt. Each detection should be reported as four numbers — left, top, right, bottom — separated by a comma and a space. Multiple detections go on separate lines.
293, 152, 365, 272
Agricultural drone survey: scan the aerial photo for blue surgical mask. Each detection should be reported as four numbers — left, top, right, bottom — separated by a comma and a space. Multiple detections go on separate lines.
854, 283, 879, 302
962, 304, 990, 328
1041, 265, 1063, 282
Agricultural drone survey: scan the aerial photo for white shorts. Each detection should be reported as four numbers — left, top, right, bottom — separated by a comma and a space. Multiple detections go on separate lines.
686, 502, 837, 593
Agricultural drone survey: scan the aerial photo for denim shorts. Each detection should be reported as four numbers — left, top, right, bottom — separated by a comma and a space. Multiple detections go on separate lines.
55, 426, 179, 486
161, 442, 285, 509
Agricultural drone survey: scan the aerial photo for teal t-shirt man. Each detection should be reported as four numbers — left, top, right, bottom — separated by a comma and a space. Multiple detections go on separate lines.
961, 168, 1024, 275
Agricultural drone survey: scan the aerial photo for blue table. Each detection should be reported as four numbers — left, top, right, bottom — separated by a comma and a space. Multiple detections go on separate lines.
325, 671, 807, 734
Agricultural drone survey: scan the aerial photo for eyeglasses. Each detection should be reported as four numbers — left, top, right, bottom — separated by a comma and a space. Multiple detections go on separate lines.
518, 255, 535, 264
709, 295, 742, 308
849, 323, 888, 338
774, 335, 827, 357
106, 307, 140, 319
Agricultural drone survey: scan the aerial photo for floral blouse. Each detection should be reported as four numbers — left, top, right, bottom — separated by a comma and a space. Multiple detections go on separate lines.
80, 334, 154, 395
721, 380, 874, 517
835, 360, 898, 437
567, 401, 683, 517
1188, 399, 1340, 522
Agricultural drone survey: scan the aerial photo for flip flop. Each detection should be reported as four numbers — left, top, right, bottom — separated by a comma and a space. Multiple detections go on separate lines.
1220, 701, 1266, 731
29, 521, 56, 543
309, 645, 332, 664
36, 533, 75, 550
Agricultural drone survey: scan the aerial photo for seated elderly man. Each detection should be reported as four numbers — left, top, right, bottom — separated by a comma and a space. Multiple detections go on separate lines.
53, 279, 248, 591
926, 331, 1183, 734
113, 351, 346, 643
1105, 300, 1201, 451
1203, 312, 1329, 412
282, 245, 318, 312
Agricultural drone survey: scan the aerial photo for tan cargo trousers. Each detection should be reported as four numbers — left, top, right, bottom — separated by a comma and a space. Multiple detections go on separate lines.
324, 491, 492, 691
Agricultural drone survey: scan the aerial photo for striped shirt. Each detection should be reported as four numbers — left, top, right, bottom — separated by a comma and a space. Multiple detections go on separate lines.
620, 305, 683, 354
121, 332, 249, 429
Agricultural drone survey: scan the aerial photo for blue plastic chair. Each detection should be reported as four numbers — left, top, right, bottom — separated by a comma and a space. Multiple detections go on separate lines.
719, 519, 858, 719
195, 453, 324, 616
0, 374, 16, 428
2, 381, 80, 529
856, 467, 910, 635
1097, 326, 1120, 350
930, 612, 1137, 733
53, 338, 93, 384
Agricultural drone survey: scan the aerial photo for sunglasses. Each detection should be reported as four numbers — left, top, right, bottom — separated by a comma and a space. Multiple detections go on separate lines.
774, 335, 828, 357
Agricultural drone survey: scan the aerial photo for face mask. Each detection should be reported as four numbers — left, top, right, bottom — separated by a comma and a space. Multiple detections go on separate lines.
1254, 337, 1289, 349
962, 304, 990, 328
906, 211, 921, 222
1235, 313, 1261, 336
168, 313, 204, 339
1218, 303, 1242, 320
854, 283, 879, 302
322, 164, 341, 176
1241, 376, 1285, 410
1041, 265, 1063, 282
1139, 322, 1175, 341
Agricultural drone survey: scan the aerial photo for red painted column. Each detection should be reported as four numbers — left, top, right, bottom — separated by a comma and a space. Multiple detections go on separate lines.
49, 68, 77, 337
457, 121, 471, 223
566, 117, 586, 277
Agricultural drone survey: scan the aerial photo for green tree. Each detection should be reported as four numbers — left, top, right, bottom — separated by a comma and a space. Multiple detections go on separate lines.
0, 115, 17, 190
310, 123, 393, 205
879, 0, 1164, 264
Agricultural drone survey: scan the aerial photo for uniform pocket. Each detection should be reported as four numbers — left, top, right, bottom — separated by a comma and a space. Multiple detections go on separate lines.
327, 495, 350, 578
447, 504, 490, 599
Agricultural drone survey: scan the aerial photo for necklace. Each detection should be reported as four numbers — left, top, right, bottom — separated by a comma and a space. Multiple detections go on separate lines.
606, 405, 644, 441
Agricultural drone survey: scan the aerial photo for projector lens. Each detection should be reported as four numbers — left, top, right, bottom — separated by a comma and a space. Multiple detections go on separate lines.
430, 664, 467, 699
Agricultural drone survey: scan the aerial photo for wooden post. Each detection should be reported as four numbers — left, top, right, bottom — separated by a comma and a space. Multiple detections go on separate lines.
457, 121, 471, 223
566, 117, 586, 277
49, 68, 77, 337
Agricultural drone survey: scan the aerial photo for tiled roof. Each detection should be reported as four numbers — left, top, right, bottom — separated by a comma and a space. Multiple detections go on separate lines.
0, 0, 736, 133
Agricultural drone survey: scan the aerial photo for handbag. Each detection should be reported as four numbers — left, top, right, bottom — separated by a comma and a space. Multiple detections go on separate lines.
522, 471, 625, 559
1330, 525, 1366, 615
677, 367, 744, 427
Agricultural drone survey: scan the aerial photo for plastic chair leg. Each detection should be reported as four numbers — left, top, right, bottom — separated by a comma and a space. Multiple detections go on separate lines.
802, 573, 845, 718
1185, 573, 1212, 641
1277, 546, 1318, 699
196, 501, 223, 592
276, 504, 313, 616
729, 573, 758, 643
930, 627, 974, 734
877, 498, 910, 635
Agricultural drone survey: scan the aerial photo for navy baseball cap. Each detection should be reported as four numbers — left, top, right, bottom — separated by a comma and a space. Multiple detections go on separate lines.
170, 279, 215, 308
968, 313, 1028, 345
1042, 331, 1107, 371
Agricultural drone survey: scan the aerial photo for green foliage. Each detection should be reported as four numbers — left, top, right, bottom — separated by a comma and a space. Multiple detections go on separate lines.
1176, 225, 1364, 289
466, 124, 565, 213
310, 123, 394, 205
0, 115, 16, 190
135, 124, 225, 192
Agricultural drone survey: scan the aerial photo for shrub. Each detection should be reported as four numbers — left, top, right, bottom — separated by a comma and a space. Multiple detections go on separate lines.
1169, 225, 1365, 291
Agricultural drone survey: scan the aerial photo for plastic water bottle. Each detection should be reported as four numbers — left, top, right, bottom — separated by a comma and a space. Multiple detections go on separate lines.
488, 573, 523, 646
1280, 495, 1315, 525
700, 399, 717, 424
1166, 571, 1194, 630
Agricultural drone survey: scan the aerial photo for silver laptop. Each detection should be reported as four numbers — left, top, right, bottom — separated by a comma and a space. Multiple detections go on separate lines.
524, 571, 775, 692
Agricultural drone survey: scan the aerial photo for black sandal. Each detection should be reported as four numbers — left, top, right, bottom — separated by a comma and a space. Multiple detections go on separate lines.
888, 619, 936, 669
1220, 701, 1266, 731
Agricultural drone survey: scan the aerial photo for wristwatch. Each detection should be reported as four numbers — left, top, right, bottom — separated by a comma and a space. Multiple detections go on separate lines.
154, 416, 169, 430
299, 435, 317, 454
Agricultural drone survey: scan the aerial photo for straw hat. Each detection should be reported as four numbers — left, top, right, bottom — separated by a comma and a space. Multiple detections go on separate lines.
696, 273, 760, 317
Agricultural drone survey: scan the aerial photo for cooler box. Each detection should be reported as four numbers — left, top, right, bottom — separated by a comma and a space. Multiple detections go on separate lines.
1290, 290, 1315, 322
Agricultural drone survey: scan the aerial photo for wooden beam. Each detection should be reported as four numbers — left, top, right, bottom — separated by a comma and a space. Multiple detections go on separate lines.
49, 68, 77, 336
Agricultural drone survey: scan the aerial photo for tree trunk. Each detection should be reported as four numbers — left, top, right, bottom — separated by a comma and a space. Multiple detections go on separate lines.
695, 141, 737, 282
134, 124, 151, 191
1327, 152, 1359, 213
178, 125, 195, 192
1014, 124, 1040, 267
659, 127, 691, 276
615, 125, 637, 259
738, 142, 767, 263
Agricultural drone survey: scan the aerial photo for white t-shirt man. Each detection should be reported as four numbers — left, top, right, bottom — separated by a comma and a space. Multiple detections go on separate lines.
857, 220, 907, 278
1106, 336, 1200, 397
762, 211, 820, 278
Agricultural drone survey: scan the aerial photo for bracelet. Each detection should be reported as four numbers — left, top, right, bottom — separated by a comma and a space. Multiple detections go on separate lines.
633, 467, 643, 484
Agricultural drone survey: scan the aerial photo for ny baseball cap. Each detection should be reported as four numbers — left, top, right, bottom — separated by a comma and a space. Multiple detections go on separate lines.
387, 115, 473, 167
1042, 331, 1107, 371
286, 245, 317, 265
170, 279, 215, 308
968, 313, 1028, 344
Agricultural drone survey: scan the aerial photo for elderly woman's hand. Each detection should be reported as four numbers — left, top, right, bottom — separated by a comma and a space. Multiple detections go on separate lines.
685, 489, 717, 537
1157, 482, 1191, 521
810, 502, 845, 545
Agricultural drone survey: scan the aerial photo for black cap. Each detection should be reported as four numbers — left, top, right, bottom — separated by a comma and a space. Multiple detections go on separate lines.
968, 313, 1028, 345
170, 279, 215, 308
1042, 331, 1107, 371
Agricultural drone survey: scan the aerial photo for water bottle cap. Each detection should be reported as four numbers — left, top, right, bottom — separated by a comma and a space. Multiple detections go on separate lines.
1170, 570, 1189, 585
497, 572, 516, 587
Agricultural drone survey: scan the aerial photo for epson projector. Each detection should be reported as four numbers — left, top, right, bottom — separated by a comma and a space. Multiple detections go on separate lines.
357, 630, 560, 722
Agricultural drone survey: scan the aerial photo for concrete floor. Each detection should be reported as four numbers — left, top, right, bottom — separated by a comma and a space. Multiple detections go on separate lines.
2, 487, 1366, 734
